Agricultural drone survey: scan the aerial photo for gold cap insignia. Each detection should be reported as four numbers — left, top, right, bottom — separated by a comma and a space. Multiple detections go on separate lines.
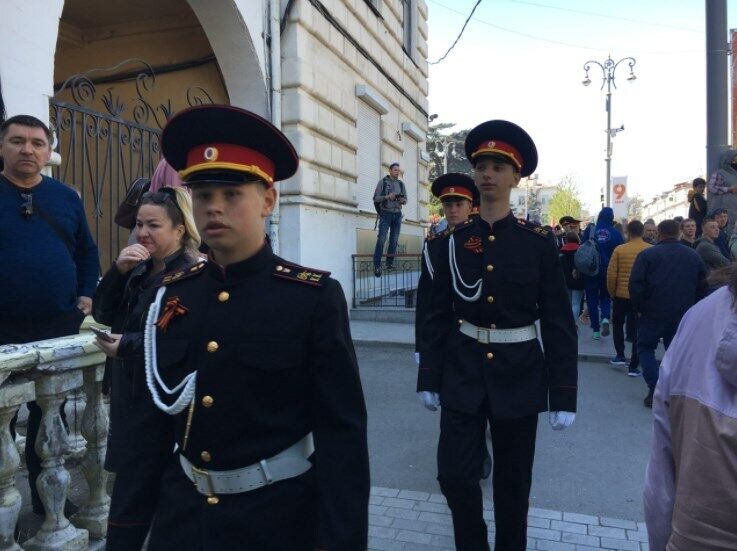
204, 147, 219, 162
487, 141, 495, 148
449, 187, 455, 193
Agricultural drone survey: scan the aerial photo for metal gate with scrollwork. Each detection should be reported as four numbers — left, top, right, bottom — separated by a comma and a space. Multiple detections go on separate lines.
49, 58, 214, 269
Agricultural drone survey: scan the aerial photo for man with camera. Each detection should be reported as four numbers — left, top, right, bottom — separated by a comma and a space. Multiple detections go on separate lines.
372, 162, 407, 277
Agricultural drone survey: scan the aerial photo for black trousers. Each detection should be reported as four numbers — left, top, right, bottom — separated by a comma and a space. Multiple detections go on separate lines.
148, 455, 316, 550
1, 309, 85, 502
438, 407, 538, 551
612, 297, 639, 368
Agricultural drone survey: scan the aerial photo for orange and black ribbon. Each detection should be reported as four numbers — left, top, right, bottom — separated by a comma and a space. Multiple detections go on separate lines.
464, 236, 483, 254
156, 296, 189, 332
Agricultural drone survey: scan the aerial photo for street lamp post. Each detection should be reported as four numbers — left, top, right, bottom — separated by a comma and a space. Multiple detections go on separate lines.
582, 55, 637, 207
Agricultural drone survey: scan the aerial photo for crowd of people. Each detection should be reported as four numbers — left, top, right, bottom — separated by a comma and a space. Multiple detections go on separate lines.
554, 176, 736, 408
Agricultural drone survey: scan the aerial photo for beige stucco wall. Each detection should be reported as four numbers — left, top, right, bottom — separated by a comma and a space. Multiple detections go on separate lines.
280, 0, 429, 213
278, 0, 430, 292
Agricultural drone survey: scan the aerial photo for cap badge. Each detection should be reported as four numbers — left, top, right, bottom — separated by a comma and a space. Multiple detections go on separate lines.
487, 141, 496, 149
203, 147, 219, 162
449, 187, 455, 193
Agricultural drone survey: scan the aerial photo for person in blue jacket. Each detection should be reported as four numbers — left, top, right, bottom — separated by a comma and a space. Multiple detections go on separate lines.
582, 207, 623, 339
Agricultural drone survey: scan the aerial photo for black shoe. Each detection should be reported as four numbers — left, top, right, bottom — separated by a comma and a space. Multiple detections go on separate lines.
373, 267, 381, 278
644, 389, 654, 408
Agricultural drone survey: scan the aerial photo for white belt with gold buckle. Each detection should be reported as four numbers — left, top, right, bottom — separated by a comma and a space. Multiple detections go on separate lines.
179, 433, 314, 496
459, 320, 537, 344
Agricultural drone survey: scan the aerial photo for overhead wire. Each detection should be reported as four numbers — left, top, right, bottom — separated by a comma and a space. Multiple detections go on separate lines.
427, 0, 701, 55
429, 0, 484, 64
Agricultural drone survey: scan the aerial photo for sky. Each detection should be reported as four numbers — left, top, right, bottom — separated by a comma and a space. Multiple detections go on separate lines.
426, 0, 737, 214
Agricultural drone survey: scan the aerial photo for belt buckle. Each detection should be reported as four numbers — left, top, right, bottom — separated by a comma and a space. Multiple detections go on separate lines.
476, 327, 490, 344
191, 464, 215, 496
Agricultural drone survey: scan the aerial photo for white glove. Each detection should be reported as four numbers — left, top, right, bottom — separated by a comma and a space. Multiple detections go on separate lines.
414, 352, 420, 365
549, 411, 575, 430
418, 391, 440, 411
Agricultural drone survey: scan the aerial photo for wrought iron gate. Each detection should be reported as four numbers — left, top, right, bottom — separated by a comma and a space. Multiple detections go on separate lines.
49, 58, 214, 269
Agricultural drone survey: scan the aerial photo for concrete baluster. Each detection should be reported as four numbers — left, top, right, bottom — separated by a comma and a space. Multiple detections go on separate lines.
70, 365, 109, 539
63, 389, 86, 460
23, 372, 88, 551
0, 380, 35, 551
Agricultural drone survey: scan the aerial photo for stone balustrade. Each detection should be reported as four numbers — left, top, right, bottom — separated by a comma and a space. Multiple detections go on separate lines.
0, 334, 109, 551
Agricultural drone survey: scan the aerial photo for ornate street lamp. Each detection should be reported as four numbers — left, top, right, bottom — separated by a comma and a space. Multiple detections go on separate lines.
582, 55, 637, 206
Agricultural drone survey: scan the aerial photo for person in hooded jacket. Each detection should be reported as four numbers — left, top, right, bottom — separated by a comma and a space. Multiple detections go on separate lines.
581, 207, 624, 340
707, 150, 737, 227
643, 264, 737, 551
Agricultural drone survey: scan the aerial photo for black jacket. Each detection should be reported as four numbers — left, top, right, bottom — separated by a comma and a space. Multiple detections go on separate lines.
415, 229, 447, 355
418, 213, 578, 418
559, 243, 586, 290
94, 249, 197, 469
629, 239, 707, 323
146, 243, 369, 550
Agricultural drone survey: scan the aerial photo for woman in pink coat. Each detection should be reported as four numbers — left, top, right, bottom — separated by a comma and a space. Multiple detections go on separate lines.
644, 265, 737, 550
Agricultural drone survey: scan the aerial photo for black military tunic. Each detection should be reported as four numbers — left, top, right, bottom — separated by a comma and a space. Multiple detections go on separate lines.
419, 212, 577, 417
146, 243, 370, 551
414, 225, 449, 358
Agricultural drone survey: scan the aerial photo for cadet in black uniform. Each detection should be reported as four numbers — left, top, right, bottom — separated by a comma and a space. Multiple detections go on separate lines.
418, 120, 577, 551
143, 105, 370, 550
415, 173, 477, 375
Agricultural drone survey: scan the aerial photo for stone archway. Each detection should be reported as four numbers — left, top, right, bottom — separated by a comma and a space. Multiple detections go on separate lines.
51, 0, 268, 267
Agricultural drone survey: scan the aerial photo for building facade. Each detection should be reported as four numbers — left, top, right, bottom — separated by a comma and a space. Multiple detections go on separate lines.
0, 0, 430, 301
510, 177, 557, 224
641, 181, 691, 222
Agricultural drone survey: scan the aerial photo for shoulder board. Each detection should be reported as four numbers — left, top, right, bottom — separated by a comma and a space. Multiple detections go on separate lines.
516, 218, 551, 238
158, 261, 207, 287
273, 260, 330, 287
449, 219, 475, 234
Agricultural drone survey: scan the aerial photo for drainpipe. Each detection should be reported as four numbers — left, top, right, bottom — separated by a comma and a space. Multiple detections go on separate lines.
268, 0, 282, 254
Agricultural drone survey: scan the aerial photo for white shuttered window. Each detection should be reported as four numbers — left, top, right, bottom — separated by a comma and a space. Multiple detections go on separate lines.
402, 137, 418, 220
357, 101, 382, 212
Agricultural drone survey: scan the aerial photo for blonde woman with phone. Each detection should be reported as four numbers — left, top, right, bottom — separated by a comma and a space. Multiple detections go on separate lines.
91, 186, 200, 550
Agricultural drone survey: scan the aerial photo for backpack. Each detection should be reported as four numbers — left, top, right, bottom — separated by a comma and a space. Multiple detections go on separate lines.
373, 177, 407, 228
574, 237, 600, 276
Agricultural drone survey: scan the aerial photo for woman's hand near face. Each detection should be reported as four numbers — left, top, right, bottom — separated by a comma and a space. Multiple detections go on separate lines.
115, 244, 151, 273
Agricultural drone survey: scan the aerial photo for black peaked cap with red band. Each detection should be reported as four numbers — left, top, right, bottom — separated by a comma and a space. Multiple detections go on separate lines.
431, 173, 478, 203
464, 120, 538, 177
161, 104, 299, 187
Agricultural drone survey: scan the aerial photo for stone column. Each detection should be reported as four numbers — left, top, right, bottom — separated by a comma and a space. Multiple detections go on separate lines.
71, 365, 110, 539
63, 389, 86, 460
0, 379, 35, 551
23, 372, 88, 551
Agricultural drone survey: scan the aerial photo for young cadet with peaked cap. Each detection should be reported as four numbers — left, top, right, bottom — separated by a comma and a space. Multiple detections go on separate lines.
415, 175, 491, 479
415, 173, 477, 374
142, 105, 369, 550
418, 120, 578, 551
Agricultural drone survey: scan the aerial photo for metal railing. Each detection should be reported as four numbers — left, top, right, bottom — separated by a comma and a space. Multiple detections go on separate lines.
352, 254, 421, 308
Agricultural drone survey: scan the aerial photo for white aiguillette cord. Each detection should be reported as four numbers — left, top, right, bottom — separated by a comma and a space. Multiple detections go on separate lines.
423, 242, 434, 280
448, 234, 482, 302
144, 286, 197, 415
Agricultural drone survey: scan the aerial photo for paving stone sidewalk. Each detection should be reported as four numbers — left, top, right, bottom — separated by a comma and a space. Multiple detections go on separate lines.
368, 486, 649, 551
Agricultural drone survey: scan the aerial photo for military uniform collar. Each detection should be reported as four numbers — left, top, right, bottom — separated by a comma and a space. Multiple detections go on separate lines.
476, 210, 516, 231
207, 241, 273, 281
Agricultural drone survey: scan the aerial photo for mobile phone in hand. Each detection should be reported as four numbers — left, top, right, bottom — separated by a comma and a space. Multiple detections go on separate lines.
90, 326, 115, 343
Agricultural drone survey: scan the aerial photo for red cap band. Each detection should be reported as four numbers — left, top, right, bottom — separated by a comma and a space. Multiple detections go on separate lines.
472, 140, 523, 170
181, 143, 276, 185
439, 186, 474, 200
